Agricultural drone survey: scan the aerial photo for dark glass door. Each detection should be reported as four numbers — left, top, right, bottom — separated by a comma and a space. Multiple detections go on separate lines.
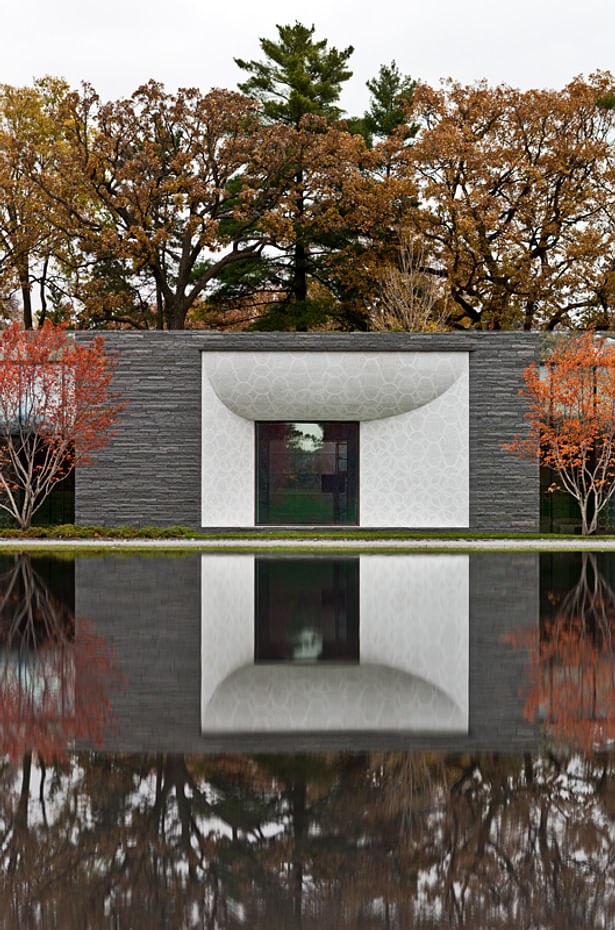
256, 421, 358, 525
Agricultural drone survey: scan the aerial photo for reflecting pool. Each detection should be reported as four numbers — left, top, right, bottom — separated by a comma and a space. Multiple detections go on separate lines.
1, 549, 615, 927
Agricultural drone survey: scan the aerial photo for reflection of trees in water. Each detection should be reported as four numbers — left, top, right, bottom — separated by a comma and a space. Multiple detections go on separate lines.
0, 554, 74, 647
0, 554, 120, 763
507, 551, 615, 754
1, 750, 615, 928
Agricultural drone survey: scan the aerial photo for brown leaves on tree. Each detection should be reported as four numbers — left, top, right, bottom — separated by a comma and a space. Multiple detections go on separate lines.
405, 74, 615, 330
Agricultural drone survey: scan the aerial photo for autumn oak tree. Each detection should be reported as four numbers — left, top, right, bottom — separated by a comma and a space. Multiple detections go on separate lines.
0, 78, 70, 329
32, 82, 300, 330
406, 74, 615, 330
0, 322, 124, 528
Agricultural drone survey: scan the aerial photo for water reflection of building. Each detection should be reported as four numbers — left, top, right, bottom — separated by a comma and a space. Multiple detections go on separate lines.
510, 552, 615, 753
76, 551, 539, 754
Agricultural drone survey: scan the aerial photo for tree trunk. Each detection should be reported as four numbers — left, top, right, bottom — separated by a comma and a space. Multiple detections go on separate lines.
293, 168, 308, 331
19, 264, 33, 330
156, 281, 164, 330
38, 255, 50, 326
291, 779, 307, 926
164, 296, 187, 330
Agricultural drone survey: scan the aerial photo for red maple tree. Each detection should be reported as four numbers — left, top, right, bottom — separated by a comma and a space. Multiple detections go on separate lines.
0, 554, 122, 761
506, 332, 615, 534
505, 553, 615, 754
0, 321, 125, 529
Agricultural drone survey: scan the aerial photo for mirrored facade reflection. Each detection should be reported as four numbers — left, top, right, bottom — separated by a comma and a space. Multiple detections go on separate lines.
2, 550, 615, 926
255, 558, 360, 663
201, 554, 469, 734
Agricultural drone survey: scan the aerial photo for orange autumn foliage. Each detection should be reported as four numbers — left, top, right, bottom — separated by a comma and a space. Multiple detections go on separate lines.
0, 321, 125, 529
505, 554, 615, 754
506, 332, 615, 534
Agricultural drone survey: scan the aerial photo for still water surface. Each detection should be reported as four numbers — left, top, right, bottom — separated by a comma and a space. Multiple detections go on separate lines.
0, 551, 614, 928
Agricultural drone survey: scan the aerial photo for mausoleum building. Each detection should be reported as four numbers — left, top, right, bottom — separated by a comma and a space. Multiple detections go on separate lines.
74, 332, 539, 531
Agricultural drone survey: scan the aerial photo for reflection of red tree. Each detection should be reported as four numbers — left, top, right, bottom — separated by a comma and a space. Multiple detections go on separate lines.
0, 556, 122, 761
505, 553, 615, 754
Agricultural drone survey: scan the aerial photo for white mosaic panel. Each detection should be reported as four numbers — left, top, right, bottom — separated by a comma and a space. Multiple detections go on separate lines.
200, 554, 469, 734
360, 555, 468, 720
203, 351, 466, 421
201, 555, 254, 714
201, 351, 469, 528
201, 366, 254, 526
361, 367, 469, 526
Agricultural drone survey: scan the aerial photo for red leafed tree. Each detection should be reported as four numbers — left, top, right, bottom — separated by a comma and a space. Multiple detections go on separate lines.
505, 553, 615, 755
0, 554, 122, 761
0, 321, 125, 529
507, 332, 615, 535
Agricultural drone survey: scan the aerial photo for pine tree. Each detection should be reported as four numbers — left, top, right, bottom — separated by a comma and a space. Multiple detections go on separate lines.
227, 23, 359, 330
364, 61, 416, 139
235, 22, 354, 127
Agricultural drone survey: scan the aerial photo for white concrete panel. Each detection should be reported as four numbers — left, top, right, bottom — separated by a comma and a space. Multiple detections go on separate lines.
201, 555, 254, 717
360, 364, 469, 527
203, 351, 466, 421
359, 555, 468, 722
200, 554, 469, 734
201, 355, 254, 526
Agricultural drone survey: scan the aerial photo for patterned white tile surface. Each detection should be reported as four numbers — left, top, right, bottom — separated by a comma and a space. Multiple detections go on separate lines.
201, 351, 469, 527
200, 554, 469, 733
203, 351, 466, 421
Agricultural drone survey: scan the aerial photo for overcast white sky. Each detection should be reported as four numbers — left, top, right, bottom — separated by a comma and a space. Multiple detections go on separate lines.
3, 0, 614, 115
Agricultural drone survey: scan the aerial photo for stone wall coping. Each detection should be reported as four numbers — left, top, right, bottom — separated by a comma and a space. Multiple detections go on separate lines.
78, 331, 540, 353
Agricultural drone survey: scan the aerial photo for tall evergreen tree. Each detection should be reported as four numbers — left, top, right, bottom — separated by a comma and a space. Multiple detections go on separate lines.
223, 23, 359, 330
364, 60, 416, 139
235, 22, 354, 127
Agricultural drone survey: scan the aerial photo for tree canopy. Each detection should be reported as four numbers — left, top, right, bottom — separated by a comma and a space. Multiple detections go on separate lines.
0, 35, 614, 331
363, 60, 416, 140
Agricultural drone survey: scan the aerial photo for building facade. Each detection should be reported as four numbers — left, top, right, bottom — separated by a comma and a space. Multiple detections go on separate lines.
74, 332, 539, 531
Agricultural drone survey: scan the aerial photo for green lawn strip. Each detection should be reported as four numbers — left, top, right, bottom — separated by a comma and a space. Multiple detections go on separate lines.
0, 544, 202, 558
0, 524, 610, 541
0, 545, 486, 556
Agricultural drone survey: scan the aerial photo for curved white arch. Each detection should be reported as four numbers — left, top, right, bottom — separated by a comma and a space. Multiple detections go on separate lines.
202, 662, 466, 733
203, 351, 466, 422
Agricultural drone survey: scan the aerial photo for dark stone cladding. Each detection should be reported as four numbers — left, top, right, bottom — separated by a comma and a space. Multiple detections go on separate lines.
76, 552, 539, 755
74, 331, 540, 531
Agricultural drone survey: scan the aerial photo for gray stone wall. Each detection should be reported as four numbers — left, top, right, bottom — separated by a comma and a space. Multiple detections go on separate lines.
75, 332, 539, 531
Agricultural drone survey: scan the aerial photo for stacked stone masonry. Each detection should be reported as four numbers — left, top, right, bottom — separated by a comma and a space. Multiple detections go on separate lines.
75, 332, 539, 531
